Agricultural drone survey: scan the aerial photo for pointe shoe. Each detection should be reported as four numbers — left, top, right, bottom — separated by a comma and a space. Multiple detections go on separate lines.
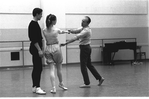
59, 84, 68, 90
50, 87, 56, 94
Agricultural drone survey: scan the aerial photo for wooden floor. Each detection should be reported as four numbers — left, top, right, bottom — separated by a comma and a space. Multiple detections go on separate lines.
0, 61, 149, 97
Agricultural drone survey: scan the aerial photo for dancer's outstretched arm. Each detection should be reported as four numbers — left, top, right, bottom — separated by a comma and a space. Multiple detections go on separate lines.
68, 27, 83, 34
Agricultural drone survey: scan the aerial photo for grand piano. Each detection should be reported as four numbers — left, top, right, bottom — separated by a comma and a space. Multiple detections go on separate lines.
102, 41, 137, 65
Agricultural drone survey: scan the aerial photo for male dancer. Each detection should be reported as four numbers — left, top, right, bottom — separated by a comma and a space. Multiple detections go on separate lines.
28, 8, 46, 94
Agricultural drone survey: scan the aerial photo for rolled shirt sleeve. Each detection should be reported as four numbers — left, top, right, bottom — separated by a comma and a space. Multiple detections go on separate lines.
76, 29, 88, 39
76, 27, 91, 45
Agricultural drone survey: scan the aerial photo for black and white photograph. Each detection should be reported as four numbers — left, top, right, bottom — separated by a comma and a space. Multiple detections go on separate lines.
0, 0, 149, 98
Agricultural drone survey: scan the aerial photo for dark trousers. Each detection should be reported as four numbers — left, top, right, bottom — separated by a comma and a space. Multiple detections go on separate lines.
32, 54, 43, 88
79, 44, 102, 85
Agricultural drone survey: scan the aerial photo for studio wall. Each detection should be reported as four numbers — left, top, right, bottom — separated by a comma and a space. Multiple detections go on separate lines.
0, 0, 148, 66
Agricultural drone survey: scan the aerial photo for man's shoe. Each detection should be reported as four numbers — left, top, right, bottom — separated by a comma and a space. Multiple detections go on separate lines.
80, 84, 90, 88
59, 84, 68, 90
32, 87, 36, 93
36, 87, 46, 95
98, 77, 104, 86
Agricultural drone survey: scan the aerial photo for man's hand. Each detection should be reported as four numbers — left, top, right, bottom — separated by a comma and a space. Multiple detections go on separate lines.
60, 43, 66, 47
38, 50, 44, 57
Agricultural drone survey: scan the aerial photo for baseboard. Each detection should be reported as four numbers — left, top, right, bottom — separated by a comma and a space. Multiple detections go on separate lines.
0, 59, 148, 69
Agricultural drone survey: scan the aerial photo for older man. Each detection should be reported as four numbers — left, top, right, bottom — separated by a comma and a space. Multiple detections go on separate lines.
61, 16, 104, 88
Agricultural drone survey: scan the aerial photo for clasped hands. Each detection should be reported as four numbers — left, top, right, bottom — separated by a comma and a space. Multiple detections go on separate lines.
66, 29, 72, 34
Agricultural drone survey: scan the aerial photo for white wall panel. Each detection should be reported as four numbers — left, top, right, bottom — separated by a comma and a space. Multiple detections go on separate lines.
0, 15, 32, 29
65, 0, 147, 14
0, 0, 40, 13
0, 51, 23, 67
41, 0, 66, 28
66, 15, 148, 28
0, 29, 28, 41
